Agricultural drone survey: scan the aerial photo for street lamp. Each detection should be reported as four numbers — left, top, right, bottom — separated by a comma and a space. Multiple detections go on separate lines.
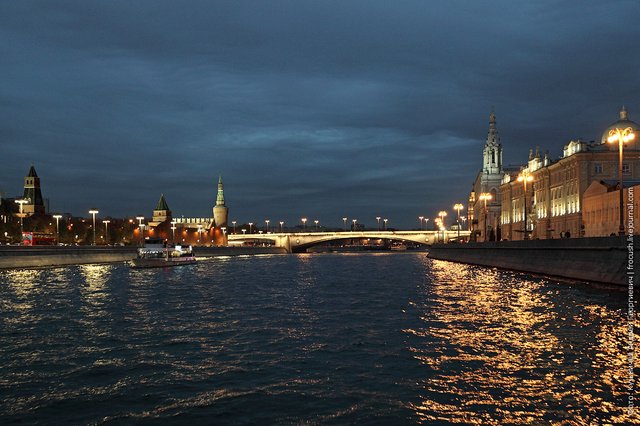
383, 218, 388, 230
376, 216, 381, 231
418, 216, 424, 230
454, 204, 464, 239
136, 216, 145, 246
14, 198, 29, 236
53, 214, 62, 244
352, 219, 357, 231
249, 222, 254, 234
314, 219, 319, 231
265, 219, 270, 233
301, 218, 307, 231
478, 193, 492, 242
516, 172, 533, 240
102, 220, 110, 245
279, 221, 284, 232
342, 217, 348, 231
424, 218, 430, 231
607, 125, 636, 235
89, 209, 99, 246
438, 211, 447, 242
232, 220, 237, 234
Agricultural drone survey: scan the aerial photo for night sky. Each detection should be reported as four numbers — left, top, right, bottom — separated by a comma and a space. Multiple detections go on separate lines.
1, 1, 639, 229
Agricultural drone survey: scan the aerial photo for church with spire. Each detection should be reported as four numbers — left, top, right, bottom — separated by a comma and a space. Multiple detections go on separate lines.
468, 111, 516, 241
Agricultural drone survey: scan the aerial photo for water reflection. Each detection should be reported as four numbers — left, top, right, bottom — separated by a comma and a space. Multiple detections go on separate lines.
407, 259, 639, 424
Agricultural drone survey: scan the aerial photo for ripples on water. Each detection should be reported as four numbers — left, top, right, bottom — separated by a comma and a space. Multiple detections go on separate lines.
0, 253, 638, 424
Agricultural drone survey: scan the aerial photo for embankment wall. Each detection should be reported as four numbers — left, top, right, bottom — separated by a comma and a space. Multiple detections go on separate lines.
0, 246, 286, 269
427, 236, 636, 286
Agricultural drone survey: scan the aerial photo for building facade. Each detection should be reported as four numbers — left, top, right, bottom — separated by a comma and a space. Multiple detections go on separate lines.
500, 107, 640, 240
582, 181, 640, 237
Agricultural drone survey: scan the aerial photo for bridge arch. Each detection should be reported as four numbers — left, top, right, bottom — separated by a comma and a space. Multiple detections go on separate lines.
227, 231, 468, 253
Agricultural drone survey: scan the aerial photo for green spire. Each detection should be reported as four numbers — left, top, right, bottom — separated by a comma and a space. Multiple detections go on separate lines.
216, 176, 225, 206
155, 193, 170, 211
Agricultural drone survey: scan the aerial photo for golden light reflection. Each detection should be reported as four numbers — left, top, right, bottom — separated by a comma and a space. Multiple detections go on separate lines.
406, 258, 640, 424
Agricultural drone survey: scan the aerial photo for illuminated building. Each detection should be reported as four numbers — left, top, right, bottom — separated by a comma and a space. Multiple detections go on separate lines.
500, 107, 640, 240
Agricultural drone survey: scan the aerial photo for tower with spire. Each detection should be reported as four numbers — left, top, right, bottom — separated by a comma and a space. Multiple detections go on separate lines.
212, 176, 229, 228
152, 194, 172, 224
482, 111, 503, 176
22, 165, 46, 215
469, 110, 508, 241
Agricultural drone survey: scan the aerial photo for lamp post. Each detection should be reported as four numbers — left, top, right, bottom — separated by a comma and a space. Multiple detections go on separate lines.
383, 218, 388, 231
232, 220, 237, 234
352, 219, 357, 231
14, 198, 29, 237
279, 221, 284, 233
314, 219, 319, 231
89, 209, 99, 246
102, 220, 110, 245
301, 218, 307, 231
265, 219, 270, 233
424, 218, 430, 231
516, 172, 533, 240
454, 204, 464, 239
342, 217, 348, 231
136, 216, 145, 246
53, 214, 62, 245
438, 211, 447, 242
171, 221, 177, 243
376, 216, 381, 231
249, 222, 254, 234
607, 125, 636, 236
478, 193, 492, 242
418, 216, 424, 230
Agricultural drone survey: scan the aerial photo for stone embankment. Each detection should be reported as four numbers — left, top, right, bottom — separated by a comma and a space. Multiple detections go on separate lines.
0, 245, 286, 269
428, 236, 635, 286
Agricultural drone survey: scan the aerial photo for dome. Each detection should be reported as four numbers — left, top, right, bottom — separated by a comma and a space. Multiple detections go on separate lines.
600, 106, 640, 145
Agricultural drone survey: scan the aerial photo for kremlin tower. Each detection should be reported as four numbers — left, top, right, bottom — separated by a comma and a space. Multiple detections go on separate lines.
212, 176, 229, 228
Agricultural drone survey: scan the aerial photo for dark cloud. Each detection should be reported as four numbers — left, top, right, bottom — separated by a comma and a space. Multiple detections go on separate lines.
1, 0, 639, 228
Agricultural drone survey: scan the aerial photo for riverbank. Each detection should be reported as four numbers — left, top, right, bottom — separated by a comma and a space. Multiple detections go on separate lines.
0, 245, 286, 269
427, 236, 635, 286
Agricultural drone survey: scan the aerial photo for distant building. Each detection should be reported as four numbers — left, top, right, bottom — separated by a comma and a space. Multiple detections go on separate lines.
146, 176, 229, 246
500, 107, 640, 240
22, 165, 46, 216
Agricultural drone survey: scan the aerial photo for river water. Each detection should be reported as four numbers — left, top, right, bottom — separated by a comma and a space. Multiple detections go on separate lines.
0, 253, 638, 424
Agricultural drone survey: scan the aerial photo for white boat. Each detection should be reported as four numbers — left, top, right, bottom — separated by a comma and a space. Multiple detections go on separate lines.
130, 238, 196, 268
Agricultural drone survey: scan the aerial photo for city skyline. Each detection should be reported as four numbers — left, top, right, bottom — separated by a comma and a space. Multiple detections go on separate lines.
1, 1, 640, 228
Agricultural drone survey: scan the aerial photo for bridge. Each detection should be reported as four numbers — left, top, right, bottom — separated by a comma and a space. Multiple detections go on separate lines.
226, 230, 470, 253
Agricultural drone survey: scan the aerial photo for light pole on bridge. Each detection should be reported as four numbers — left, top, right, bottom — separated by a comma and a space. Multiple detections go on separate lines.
376, 216, 381, 231
342, 217, 348, 231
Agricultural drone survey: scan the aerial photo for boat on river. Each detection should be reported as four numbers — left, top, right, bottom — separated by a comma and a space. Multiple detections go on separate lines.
130, 238, 196, 268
